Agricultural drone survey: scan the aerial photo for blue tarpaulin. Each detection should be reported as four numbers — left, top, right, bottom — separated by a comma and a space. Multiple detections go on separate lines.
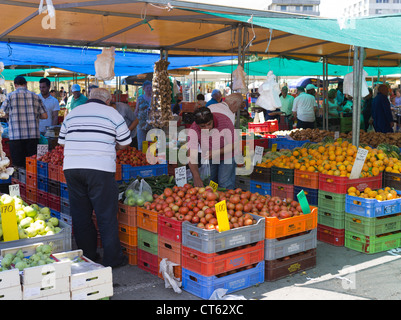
0, 42, 230, 77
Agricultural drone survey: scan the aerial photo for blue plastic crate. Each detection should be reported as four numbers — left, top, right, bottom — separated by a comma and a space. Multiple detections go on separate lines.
50, 209, 60, 219
121, 163, 168, 181
37, 174, 48, 192
0, 177, 11, 184
345, 193, 401, 218
37, 161, 48, 178
182, 261, 265, 299
278, 138, 313, 150
268, 137, 286, 149
250, 180, 271, 196
294, 185, 318, 206
60, 182, 69, 199
60, 197, 70, 215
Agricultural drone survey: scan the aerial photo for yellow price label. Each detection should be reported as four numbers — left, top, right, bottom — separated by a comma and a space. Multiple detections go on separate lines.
1, 202, 19, 242
209, 180, 218, 192
272, 144, 277, 152
215, 200, 230, 232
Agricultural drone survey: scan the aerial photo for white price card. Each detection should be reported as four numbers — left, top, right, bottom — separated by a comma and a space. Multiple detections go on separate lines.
334, 131, 340, 140
349, 148, 369, 179
37, 144, 48, 158
253, 146, 264, 165
9, 184, 20, 197
175, 166, 187, 187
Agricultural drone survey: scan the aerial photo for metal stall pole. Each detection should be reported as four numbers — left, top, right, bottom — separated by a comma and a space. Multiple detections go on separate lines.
324, 57, 329, 131
235, 23, 243, 129
352, 47, 365, 147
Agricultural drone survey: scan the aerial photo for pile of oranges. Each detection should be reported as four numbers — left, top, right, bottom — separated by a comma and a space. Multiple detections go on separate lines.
257, 140, 401, 178
347, 186, 399, 201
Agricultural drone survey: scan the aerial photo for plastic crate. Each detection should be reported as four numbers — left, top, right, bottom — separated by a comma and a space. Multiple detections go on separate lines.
340, 116, 352, 133
120, 243, 137, 266
344, 212, 401, 237
294, 186, 318, 206
118, 223, 138, 246
182, 213, 265, 254
235, 175, 250, 191
263, 206, 318, 239
60, 182, 69, 199
271, 182, 294, 199
0, 177, 11, 184
158, 257, 182, 281
115, 164, 122, 181
60, 212, 72, 226
383, 171, 401, 190
137, 249, 159, 275
294, 170, 319, 189
48, 179, 60, 196
137, 227, 158, 255
157, 214, 182, 243
248, 120, 278, 133
271, 166, 294, 185
317, 224, 345, 246
36, 190, 48, 207
18, 168, 26, 184
121, 163, 168, 181
48, 163, 59, 181
264, 228, 317, 260
36, 161, 48, 178
277, 138, 312, 150
25, 186, 37, 204
318, 190, 346, 213
117, 202, 137, 227
158, 235, 182, 265
265, 248, 316, 282
345, 194, 401, 218
137, 207, 159, 233
58, 166, 66, 184
249, 166, 271, 183
182, 241, 264, 277
250, 180, 271, 196
37, 174, 48, 192
268, 137, 286, 149
344, 230, 401, 254
318, 172, 383, 194
26, 172, 37, 189
182, 261, 265, 299
48, 194, 61, 212
318, 207, 345, 229
60, 197, 70, 215
19, 183, 26, 200
25, 157, 37, 174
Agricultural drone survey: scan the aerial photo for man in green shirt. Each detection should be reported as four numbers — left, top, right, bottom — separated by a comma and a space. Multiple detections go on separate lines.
280, 86, 295, 129
64, 84, 88, 117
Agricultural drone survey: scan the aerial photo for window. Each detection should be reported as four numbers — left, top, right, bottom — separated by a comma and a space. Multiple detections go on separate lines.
280, 5, 287, 11
303, 5, 313, 11
383, 0, 389, 3
295, 5, 301, 11
376, 0, 383, 3
394, 0, 401, 3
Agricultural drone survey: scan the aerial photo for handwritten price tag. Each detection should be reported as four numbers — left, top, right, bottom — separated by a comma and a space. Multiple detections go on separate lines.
9, 184, 20, 197
349, 148, 369, 180
271, 144, 277, 152
1, 201, 19, 241
175, 166, 187, 187
209, 180, 218, 192
215, 200, 230, 232
37, 144, 48, 158
253, 146, 264, 165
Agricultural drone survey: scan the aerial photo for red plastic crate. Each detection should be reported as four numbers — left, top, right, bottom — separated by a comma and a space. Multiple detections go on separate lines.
271, 182, 294, 199
157, 214, 183, 243
48, 194, 60, 212
318, 172, 382, 194
19, 183, 26, 200
26, 172, 37, 188
26, 186, 37, 204
158, 257, 182, 281
248, 120, 278, 133
181, 241, 264, 277
317, 224, 345, 246
37, 190, 48, 207
294, 170, 319, 189
137, 249, 159, 275
48, 163, 59, 181
158, 235, 182, 265
58, 166, 66, 184
115, 164, 122, 181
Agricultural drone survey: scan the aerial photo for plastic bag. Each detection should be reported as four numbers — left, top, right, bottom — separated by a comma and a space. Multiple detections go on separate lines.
343, 69, 369, 98
209, 288, 247, 300
95, 47, 116, 81
159, 258, 182, 293
255, 71, 282, 111
232, 65, 247, 91
123, 178, 153, 207
199, 157, 210, 181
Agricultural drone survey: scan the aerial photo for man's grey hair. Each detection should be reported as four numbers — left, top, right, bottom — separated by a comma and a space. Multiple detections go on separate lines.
89, 88, 112, 103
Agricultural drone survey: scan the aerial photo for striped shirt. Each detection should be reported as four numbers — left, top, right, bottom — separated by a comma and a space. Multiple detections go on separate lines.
0, 87, 47, 140
58, 100, 132, 172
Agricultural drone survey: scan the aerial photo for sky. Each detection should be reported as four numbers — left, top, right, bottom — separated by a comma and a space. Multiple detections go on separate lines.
182, 0, 347, 18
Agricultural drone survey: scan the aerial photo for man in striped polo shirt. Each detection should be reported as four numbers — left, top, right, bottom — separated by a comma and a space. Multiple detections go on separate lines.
58, 88, 132, 268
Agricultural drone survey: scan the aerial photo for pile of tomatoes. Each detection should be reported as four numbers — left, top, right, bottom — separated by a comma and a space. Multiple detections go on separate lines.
142, 184, 305, 231
116, 147, 149, 167
37, 145, 64, 165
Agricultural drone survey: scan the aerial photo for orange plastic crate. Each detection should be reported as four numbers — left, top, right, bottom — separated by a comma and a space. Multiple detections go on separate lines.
117, 202, 137, 227
118, 223, 138, 246
26, 186, 37, 204
58, 166, 66, 183
48, 163, 59, 181
158, 257, 182, 281
115, 164, 122, 181
120, 243, 138, 266
263, 206, 318, 239
26, 172, 37, 188
137, 207, 159, 233
26, 157, 37, 174
271, 182, 294, 199
158, 235, 182, 265
294, 170, 319, 189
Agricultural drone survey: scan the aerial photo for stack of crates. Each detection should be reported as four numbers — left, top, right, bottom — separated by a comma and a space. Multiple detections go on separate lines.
271, 166, 294, 199
36, 160, 48, 208
344, 191, 401, 254
249, 166, 271, 196
118, 202, 138, 265
264, 206, 318, 281
136, 207, 158, 274
60, 182, 70, 225
293, 170, 319, 206
317, 173, 383, 246
181, 214, 265, 299
25, 157, 37, 205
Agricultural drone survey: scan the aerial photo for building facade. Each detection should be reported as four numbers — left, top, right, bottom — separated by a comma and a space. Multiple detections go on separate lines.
342, 0, 401, 17
267, 0, 321, 16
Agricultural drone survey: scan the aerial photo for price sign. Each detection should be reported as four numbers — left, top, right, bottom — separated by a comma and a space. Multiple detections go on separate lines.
209, 180, 218, 192
349, 148, 369, 180
215, 200, 230, 232
272, 143, 277, 152
296, 190, 311, 214
9, 184, 20, 197
258, 112, 265, 123
175, 166, 187, 187
37, 144, 48, 158
1, 201, 19, 241
253, 146, 264, 165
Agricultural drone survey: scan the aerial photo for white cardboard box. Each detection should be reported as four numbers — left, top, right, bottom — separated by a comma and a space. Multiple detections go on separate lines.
0, 285, 22, 300
71, 282, 113, 300
0, 269, 20, 289
33, 291, 70, 300
22, 276, 70, 300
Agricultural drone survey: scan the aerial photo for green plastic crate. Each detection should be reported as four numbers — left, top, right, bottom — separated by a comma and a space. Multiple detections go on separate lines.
138, 227, 158, 255
318, 206, 345, 229
345, 212, 401, 237
318, 190, 346, 213
340, 116, 352, 133
345, 230, 401, 254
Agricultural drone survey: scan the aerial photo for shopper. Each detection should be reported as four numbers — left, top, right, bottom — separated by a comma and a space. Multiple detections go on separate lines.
0, 76, 48, 167
187, 107, 237, 190
372, 84, 394, 133
196, 93, 206, 108
292, 84, 318, 129
64, 84, 88, 117
208, 92, 243, 125
205, 89, 222, 107
362, 88, 373, 131
58, 88, 131, 268
113, 101, 139, 149
279, 86, 294, 116
327, 89, 341, 118
134, 80, 152, 150
38, 78, 60, 134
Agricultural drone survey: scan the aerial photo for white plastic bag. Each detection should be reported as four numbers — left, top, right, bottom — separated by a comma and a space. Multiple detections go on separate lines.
343, 69, 369, 98
199, 158, 210, 181
232, 65, 247, 91
159, 258, 182, 293
124, 178, 153, 206
209, 288, 247, 300
95, 47, 116, 81
255, 71, 282, 111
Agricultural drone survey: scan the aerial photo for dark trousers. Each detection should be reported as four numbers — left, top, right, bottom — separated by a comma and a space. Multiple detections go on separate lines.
297, 118, 315, 129
9, 139, 39, 167
64, 168, 124, 267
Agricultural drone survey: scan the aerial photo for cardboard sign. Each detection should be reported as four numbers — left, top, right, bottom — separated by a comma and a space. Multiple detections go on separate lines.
1, 201, 19, 241
349, 148, 369, 180
215, 200, 230, 232
296, 189, 311, 214
175, 166, 187, 187
253, 146, 264, 165
272, 143, 277, 152
334, 131, 340, 140
9, 184, 20, 197
37, 144, 48, 158
209, 180, 218, 192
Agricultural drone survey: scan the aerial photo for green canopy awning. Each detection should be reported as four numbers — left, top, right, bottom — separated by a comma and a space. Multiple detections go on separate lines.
1, 68, 45, 80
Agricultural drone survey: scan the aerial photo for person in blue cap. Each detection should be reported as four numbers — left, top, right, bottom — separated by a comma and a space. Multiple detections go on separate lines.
64, 84, 88, 118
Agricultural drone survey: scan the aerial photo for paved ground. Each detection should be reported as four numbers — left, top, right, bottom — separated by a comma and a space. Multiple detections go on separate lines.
110, 241, 401, 301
